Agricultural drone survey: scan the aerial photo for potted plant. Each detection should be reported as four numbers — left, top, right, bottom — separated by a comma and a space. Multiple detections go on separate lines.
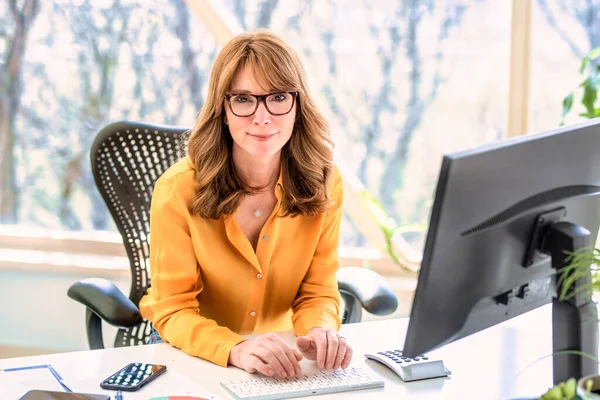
560, 45, 600, 294
533, 46, 600, 400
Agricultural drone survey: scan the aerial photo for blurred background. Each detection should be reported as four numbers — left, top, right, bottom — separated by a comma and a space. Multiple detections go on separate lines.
0, 0, 598, 357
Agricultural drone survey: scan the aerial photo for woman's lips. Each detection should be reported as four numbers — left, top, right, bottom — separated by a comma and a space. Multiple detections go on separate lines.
248, 132, 277, 141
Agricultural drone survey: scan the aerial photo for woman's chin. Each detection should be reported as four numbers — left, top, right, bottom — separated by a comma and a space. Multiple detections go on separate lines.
249, 146, 281, 159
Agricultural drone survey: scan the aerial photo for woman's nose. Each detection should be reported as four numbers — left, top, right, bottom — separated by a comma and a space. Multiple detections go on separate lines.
252, 101, 272, 125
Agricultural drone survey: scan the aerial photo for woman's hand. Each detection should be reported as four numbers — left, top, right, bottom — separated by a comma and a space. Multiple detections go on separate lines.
296, 327, 353, 370
228, 333, 303, 378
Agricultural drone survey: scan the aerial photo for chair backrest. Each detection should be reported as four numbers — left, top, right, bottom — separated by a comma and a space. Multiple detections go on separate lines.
91, 121, 188, 346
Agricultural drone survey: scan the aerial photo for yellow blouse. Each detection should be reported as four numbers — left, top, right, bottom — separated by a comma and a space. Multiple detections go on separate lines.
139, 157, 342, 367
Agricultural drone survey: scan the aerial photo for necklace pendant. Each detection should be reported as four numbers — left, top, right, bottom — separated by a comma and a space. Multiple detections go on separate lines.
254, 210, 262, 217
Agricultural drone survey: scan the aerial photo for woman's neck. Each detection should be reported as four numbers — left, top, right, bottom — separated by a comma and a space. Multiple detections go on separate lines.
232, 149, 280, 190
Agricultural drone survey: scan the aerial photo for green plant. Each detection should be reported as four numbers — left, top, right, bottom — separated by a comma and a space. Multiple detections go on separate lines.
561, 48, 600, 125
537, 376, 600, 399
559, 45, 600, 298
539, 377, 579, 399
358, 189, 425, 273
558, 247, 600, 301
531, 47, 600, 400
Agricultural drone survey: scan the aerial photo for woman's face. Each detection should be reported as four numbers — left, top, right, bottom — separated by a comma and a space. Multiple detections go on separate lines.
224, 65, 296, 161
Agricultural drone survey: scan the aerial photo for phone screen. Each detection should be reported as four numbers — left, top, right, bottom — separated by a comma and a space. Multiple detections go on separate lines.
99, 362, 167, 392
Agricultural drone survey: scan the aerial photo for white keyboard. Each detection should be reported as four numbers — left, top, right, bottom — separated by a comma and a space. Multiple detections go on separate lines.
220, 367, 385, 400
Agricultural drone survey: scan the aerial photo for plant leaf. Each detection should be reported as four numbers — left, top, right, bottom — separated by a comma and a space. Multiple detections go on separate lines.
517, 349, 598, 378
390, 223, 427, 236
561, 92, 574, 121
579, 47, 600, 73
358, 190, 394, 231
581, 78, 598, 118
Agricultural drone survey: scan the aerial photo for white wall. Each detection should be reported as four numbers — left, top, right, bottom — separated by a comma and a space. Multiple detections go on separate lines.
0, 266, 130, 355
0, 253, 413, 359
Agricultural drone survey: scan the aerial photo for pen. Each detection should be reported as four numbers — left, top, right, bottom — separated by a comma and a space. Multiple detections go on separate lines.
115, 390, 123, 400
47, 364, 73, 393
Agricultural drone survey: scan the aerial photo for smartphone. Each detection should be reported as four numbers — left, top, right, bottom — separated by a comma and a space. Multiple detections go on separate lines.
99, 362, 167, 392
19, 390, 110, 400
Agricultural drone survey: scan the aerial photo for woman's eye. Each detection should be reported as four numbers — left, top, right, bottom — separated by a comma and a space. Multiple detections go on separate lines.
233, 95, 250, 103
271, 94, 287, 102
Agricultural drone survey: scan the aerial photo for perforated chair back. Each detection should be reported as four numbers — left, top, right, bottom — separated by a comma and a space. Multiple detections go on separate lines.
91, 120, 188, 347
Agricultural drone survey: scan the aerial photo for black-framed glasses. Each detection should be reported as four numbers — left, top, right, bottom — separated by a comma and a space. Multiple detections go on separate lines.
225, 91, 298, 117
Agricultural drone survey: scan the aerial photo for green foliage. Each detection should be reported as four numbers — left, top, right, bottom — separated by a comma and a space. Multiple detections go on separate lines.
557, 247, 600, 302
535, 48, 600, 400
357, 189, 425, 272
558, 46, 600, 299
539, 377, 580, 399
561, 48, 600, 124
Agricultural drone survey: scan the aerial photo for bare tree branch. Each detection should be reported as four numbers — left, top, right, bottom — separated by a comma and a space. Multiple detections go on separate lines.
256, 0, 279, 28
378, 0, 471, 217
233, 0, 247, 30
0, 0, 40, 222
537, 0, 586, 59
427, 2, 467, 103
173, 0, 204, 111
356, 0, 402, 187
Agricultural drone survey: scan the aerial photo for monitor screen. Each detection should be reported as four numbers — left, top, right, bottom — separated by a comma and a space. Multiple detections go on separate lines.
403, 118, 600, 384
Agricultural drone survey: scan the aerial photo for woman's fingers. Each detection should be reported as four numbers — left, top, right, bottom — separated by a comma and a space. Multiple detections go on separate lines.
253, 344, 288, 377
304, 328, 354, 370
313, 329, 329, 369
333, 337, 347, 370
268, 334, 303, 376
325, 329, 339, 369
247, 333, 305, 378
238, 332, 356, 377
260, 338, 297, 377
246, 357, 274, 376
341, 343, 353, 369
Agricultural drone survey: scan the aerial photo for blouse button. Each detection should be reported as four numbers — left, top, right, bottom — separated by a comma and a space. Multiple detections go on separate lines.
250, 311, 256, 317
263, 235, 269, 241
256, 273, 263, 279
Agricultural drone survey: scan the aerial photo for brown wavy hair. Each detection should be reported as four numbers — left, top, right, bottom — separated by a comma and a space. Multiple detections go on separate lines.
187, 30, 335, 219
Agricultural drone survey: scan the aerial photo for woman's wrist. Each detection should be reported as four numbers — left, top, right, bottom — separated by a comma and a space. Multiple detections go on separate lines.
228, 339, 248, 367
305, 326, 322, 335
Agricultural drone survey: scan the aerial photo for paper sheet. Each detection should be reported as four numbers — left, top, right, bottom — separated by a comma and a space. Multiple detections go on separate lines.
68, 369, 222, 400
0, 366, 66, 399
0, 364, 223, 400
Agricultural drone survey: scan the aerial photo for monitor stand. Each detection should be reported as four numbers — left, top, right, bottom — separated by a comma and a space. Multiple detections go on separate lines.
542, 221, 599, 385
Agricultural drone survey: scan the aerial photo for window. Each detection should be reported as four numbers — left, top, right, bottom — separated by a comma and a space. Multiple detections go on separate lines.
3, 0, 589, 255
222, 0, 511, 249
1, 0, 217, 231
529, 0, 600, 132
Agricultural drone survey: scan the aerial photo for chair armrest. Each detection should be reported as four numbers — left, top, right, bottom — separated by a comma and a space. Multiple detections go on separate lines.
336, 267, 398, 316
67, 278, 142, 328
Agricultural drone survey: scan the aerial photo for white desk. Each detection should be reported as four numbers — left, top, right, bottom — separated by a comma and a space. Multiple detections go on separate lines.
0, 305, 560, 400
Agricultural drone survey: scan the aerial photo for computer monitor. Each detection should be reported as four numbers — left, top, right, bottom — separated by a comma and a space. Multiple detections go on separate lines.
402, 118, 600, 385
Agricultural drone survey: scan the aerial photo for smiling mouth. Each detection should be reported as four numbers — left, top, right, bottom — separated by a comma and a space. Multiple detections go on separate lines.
248, 132, 277, 139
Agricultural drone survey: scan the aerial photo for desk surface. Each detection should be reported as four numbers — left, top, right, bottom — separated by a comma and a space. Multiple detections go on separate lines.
0, 305, 559, 400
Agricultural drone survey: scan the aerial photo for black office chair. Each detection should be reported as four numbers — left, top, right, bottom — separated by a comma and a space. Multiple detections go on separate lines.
67, 120, 398, 350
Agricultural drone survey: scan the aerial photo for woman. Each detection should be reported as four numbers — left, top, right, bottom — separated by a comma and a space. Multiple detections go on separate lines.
139, 30, 352, 379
